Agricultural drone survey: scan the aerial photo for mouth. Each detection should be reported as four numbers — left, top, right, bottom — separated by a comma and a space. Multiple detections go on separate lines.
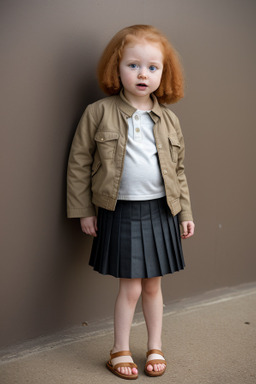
136, 83, 148, 88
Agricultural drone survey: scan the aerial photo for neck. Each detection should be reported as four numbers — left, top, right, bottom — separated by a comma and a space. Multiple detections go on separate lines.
123, 90, 153, 111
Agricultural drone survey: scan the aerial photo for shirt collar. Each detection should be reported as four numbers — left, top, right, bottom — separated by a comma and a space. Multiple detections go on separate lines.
116, 89, 163, 122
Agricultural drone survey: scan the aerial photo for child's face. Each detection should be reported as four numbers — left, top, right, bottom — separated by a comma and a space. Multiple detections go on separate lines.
119, 41, 163, 105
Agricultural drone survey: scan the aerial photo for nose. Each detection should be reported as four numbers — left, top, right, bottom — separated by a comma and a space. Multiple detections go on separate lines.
138, 67, 147, 79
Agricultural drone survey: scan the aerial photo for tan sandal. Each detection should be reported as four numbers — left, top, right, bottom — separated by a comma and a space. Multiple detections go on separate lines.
106, 350, 138, 380
144, 349, 167, 377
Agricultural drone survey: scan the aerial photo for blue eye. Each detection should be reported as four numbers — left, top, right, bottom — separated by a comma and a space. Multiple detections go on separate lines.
129, 63, 138, 69
149, 65, 157, 72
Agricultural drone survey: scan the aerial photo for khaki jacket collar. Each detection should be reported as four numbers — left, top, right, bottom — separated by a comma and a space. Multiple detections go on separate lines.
116, 89, 163, 123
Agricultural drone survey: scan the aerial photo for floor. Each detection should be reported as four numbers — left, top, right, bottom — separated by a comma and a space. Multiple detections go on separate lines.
0, 283, 256, 384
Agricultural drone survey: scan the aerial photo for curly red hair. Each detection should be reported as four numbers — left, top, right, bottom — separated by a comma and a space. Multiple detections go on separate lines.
97, 25, 184, 104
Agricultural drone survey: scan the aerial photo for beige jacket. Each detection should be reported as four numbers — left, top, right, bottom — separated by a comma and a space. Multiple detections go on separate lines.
67, 91, 193, 223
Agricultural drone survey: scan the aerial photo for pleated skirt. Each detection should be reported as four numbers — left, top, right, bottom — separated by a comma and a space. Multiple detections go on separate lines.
89, 197, 185, 279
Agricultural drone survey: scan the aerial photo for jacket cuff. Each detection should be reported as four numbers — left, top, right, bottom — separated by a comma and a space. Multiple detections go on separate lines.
67, 205, 96, 218
178, 211, 194, 223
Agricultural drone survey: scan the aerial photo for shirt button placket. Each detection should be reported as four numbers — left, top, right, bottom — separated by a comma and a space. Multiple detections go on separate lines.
133, 114, 142, 141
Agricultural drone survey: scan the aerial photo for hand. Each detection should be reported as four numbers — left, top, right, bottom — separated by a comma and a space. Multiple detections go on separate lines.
80, 216, 98, 237
181, 221, 195, 239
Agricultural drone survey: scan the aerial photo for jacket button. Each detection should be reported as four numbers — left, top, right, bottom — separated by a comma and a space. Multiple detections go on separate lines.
163, 169, 167, 175
158, 144, 162, 149
100, 138, 104, 141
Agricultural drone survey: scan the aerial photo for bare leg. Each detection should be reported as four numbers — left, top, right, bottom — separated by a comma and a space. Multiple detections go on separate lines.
142, 277, 166, 373
111, 278, 142, 376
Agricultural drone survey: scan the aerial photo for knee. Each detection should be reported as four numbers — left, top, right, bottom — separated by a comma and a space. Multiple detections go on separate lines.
120, 279, 142, 304
142, 278, 161, 297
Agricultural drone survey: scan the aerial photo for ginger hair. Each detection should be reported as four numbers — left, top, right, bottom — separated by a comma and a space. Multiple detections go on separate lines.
97, 25, 184, 104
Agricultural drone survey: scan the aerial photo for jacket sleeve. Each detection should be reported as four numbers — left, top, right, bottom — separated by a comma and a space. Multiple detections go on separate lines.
174, 116, 194, 223
67, 104, 97, 218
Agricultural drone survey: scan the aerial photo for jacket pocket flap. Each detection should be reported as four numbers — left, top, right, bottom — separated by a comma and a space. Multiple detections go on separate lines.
94, 131, 120, 142
168, 135, 180, 147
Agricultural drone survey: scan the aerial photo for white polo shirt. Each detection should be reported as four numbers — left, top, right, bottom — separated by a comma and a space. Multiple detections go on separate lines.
118, 110, 166, 200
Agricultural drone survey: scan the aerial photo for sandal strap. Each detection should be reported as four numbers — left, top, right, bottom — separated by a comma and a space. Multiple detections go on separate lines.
146, 349, 164, 357
114, 362, 138, 370
110, 350, 132, 359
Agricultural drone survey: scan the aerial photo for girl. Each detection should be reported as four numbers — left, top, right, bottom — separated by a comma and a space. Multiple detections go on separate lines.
67, 25, 194, 380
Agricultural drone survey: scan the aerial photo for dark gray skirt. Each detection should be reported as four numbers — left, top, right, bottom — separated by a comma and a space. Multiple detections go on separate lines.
89, 197, 185, 279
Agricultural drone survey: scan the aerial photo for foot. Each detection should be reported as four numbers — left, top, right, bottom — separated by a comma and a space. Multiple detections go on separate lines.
107, 350, 138, 379
145, 349, 166, 376
111, 354, 138, 376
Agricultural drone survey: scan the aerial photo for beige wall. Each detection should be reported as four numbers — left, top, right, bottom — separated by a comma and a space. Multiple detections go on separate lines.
1, 0, 256, 348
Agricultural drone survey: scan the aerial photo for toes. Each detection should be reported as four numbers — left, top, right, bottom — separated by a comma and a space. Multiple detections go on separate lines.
151, 363, 165, 372
132, 367, 138, 375
158, 363, 166, 372
118, 366, 133, 376
123, 367, 130, 375
157, 363, 165, 372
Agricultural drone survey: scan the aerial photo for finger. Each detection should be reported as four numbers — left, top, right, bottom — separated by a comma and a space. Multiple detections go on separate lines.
81, 223, 89, 233
181, 229, 189, 239
183, 226, 194, 239
88, 226, 97, 237
90, 224, 97, 237
82, 226, 92, 235
182, 224, 188, 237
93, 219, 98, 233
188, 224, 195, 236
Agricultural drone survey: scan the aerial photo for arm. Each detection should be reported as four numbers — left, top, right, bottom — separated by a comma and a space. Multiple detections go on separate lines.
172, 115, 195, 237
174, 116, 194, 224
67, 104, 98, 218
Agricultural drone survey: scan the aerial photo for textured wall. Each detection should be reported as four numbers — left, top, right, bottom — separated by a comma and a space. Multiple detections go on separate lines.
0, 0, 256, 348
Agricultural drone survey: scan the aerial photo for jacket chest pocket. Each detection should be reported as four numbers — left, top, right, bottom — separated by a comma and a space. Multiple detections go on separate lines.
94, 131, 120, 160
168, 135, 180, 163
